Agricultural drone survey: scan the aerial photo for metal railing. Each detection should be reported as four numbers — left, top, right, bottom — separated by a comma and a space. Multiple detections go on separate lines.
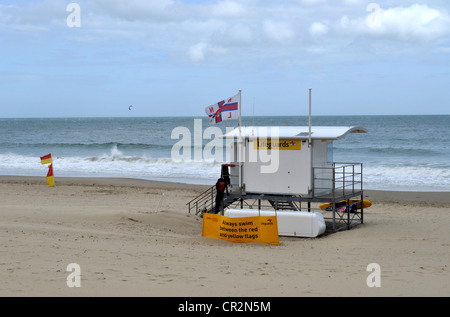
186, 185, 217, 216
313, 162, 363, 197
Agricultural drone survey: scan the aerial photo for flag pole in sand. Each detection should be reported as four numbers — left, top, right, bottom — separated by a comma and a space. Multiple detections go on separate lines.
155, 193, 165, 213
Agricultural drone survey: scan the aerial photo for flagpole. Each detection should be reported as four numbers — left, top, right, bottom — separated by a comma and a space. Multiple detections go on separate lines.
238, 89, 242, 132
238, 89, 242, 192
309, 88, 313, 195
309, 88, 312, 147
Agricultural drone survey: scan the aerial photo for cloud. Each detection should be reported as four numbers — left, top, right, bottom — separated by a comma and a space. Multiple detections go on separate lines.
92, 0, 245, 23
210, 0, 245, 18
0, 0, 66, 31
93, 0, 184, 22
213, 23, 254, 46
299, 0, 326, 5
2, 0, 449, 67
187, 42, 225, 62
263, 20, 295, 44
187, 42, 208, 62
340, 4, 450, 42
309, 22, 329, 37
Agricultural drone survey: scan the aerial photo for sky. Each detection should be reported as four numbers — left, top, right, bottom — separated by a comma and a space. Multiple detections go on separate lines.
1, 0, 449, 118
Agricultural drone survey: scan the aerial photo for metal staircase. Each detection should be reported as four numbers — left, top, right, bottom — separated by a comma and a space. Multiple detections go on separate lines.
186, 184, 301, 216
268, 200, 298, 211
186, 185, 240, 217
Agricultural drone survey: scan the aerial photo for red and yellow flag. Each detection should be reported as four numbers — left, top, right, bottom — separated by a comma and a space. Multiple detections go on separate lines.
40, 153, 52, 165
46, 164, 55, 187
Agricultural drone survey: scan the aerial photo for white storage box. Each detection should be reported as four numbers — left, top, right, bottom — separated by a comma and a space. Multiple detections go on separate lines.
224, 209, 326, 238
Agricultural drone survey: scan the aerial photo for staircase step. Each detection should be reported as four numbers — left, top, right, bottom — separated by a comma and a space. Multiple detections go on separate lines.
268, 200, 297, 211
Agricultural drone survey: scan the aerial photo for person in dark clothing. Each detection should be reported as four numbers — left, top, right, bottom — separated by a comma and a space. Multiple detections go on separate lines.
221, 164, 230, 194
215, 177, 227, 213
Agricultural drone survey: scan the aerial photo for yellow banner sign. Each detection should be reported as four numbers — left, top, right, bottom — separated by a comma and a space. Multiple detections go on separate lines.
202, 214, 279, 245
254, 139, 301, 151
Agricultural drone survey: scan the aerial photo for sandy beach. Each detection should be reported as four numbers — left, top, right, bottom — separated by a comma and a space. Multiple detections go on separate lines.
0, 175, 448, 297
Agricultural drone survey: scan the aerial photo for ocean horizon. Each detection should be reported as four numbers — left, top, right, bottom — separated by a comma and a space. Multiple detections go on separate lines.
1, 115, 449, 192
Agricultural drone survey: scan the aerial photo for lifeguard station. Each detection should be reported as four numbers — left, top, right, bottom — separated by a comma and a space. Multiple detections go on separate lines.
187, 90, 369, 237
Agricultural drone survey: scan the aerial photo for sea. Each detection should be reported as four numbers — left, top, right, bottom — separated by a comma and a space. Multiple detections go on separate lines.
0, 115, 449, 192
